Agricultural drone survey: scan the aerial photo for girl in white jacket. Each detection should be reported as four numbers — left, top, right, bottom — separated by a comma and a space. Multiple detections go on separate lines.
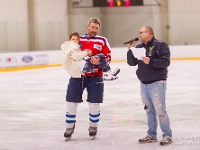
61, 32, 92, 78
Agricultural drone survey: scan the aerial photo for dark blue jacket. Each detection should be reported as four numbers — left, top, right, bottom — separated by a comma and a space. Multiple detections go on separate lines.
127, 37, 170, 84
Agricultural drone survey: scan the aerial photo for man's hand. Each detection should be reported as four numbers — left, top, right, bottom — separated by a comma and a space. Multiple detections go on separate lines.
90, 55, 100, 65
87, 50, 93, 56
142, 56, 150, 64
128, 41, 135, 48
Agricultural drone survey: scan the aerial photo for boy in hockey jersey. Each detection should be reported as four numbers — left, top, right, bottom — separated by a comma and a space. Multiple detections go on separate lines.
83, 53, 119, 80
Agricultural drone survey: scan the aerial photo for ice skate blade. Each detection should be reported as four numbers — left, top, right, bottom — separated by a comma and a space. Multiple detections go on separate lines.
90, 136, 96, 140
65, 137, 71, 141
112, 68, 120, 76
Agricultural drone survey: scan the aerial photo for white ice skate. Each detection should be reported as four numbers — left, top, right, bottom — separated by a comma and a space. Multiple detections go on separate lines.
111, 68, 120, 76
103, 73, 118, 81
103, 68, 120, 81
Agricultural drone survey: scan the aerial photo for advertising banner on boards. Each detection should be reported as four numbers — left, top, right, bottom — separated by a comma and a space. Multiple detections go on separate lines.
0, 52, 49, 68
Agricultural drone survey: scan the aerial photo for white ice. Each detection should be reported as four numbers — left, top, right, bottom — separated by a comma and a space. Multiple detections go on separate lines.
0, 61, 200, 150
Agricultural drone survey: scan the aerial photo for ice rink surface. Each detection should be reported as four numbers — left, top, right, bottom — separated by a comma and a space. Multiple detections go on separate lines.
0, 61, 200, 150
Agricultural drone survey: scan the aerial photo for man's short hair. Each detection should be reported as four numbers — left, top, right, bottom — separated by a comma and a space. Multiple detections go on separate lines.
145, 26, 154, 36
87, 17, 101, 27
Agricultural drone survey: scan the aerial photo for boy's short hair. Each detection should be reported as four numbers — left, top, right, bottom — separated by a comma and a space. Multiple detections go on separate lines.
87, 17, 101, 27
69, 32, 80, 40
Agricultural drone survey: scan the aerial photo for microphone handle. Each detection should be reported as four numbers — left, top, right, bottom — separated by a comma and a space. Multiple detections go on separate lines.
124, 38, 139, 44
124, 39, 135, 44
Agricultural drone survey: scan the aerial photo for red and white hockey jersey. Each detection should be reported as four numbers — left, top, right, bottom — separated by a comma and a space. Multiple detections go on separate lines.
80, 34, 111, 76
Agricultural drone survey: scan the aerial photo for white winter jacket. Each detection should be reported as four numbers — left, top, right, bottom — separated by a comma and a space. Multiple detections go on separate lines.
61, 41, 88, 78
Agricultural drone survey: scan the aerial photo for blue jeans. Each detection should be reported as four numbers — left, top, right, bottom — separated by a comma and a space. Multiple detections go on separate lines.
140, 80, 172, 138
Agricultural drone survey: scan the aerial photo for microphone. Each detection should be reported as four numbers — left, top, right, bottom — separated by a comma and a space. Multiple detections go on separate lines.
124, 37, 139, 44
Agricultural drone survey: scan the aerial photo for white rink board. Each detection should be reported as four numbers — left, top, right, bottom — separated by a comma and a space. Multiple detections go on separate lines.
0, 45, 200, 68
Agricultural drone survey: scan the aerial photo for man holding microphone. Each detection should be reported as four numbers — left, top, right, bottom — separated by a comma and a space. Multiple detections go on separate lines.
127, 26, 173, 146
